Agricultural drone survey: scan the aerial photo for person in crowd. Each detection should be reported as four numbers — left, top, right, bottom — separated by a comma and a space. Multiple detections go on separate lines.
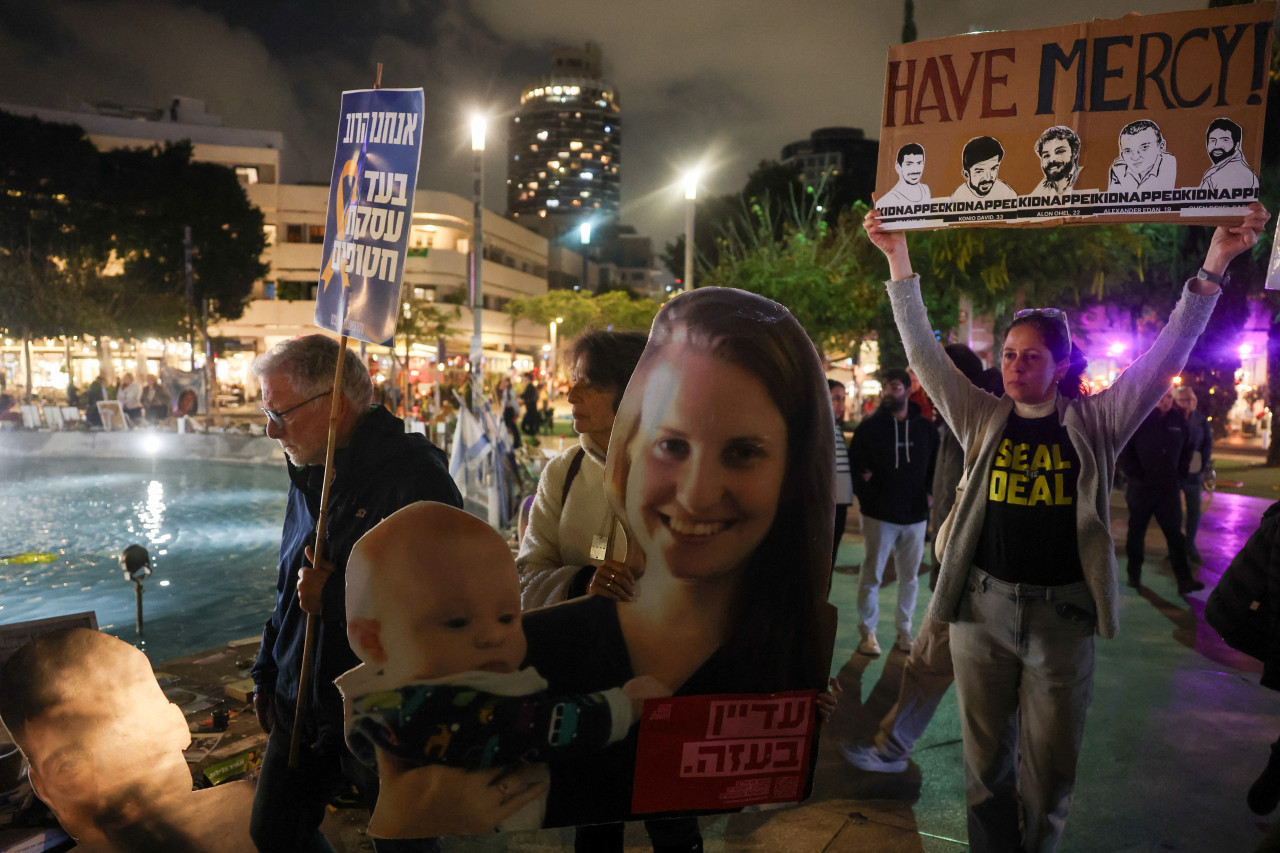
830, 379, 854, 569
849, 367, 938, 657
522, 287, 837, 848
248, 334, 462, 853
0, 628, 254, 853
141, 374, 172, 424
519, 330, 648, 608
907, 368, 934, 422
842, 344, 984, 775
84, 374, 108, 428
336, 501, 665, 839
66, 379, 80, 408
116, 372, 142, 425
520, 372, 542, 436
0, 394, 19, 423
496, 374, 520, 447
1119, 387, 1203, 594
1174, 385, 1213, 563
864, 200, 1268, 853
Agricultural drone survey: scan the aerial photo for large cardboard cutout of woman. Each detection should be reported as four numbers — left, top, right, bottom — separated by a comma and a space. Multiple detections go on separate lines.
522, 286, 838, 828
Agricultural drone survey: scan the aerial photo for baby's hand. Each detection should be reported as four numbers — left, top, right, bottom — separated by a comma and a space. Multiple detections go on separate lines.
622, 675, 671, 718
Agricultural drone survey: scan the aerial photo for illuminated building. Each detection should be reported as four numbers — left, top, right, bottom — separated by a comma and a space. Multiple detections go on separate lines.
507, 43, 621, 241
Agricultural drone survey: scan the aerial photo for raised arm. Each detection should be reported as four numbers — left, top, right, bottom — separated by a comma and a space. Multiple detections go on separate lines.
863, 206, 995, 442
1195, 203, 1270, 295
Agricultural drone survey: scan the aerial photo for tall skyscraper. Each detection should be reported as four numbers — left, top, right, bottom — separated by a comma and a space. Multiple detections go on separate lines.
507, 43, 620, 241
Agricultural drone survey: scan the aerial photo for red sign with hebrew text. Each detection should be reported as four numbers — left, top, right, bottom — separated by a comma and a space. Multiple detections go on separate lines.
631, 690, 818, 814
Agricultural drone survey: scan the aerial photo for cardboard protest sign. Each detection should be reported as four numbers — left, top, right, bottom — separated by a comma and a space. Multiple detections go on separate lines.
876, 4, 1274, 230
315, 88, 424, 343
631, 691, 818, 814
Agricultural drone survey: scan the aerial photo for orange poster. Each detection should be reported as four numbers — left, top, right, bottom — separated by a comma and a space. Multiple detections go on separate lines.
875, 4, 1275, 230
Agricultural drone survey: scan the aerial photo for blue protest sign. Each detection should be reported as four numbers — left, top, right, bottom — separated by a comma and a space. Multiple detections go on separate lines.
315, 88, 424, 344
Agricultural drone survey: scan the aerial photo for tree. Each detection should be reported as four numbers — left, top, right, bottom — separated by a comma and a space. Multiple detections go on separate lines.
504, 289, 658, 341
0, 110, 267, 346
394, 297, 460, 410
701, 200, 884, 358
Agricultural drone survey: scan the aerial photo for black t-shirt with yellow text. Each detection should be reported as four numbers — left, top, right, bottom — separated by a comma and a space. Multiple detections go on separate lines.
973, 412, 1083, 585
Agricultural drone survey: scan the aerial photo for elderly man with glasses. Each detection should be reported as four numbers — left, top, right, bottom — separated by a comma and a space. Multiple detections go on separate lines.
248, 334, 462, 853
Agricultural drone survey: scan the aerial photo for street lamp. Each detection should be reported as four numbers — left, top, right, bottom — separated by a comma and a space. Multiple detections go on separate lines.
469, 114, 486, 410
683, 171, 699, 291
579, 221, 591, 292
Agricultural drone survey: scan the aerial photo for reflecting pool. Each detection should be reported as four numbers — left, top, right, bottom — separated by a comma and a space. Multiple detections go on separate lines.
0, 457, 285, 664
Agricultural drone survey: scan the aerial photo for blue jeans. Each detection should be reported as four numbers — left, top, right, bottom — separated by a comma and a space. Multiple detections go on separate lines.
858, 517, 926, 637
251, 725, 345, 853
949, 569, 1096, 853
874, 606, 954, 762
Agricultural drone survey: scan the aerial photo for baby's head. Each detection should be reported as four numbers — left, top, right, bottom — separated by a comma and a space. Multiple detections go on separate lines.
347, 501, 525, 685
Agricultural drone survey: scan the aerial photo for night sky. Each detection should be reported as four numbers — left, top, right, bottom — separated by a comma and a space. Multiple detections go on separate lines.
0, 0, 1258, 247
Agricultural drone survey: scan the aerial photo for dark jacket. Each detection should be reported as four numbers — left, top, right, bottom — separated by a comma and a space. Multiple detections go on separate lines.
1206, 501, 1280, 689
1182, 408, 1213, 483
251, 405, 462, 746
849, 401, 937, 525
1119, 407, 1191, 491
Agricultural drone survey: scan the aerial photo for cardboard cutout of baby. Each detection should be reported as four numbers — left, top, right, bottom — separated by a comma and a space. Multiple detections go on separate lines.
337, 502, 666, 838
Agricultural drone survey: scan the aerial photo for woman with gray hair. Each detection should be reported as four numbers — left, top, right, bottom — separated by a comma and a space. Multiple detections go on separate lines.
518, 329, 648, 608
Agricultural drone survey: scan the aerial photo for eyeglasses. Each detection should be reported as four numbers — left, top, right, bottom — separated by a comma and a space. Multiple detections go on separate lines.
1013, 307, 1071, 349
261, 390, 331, 428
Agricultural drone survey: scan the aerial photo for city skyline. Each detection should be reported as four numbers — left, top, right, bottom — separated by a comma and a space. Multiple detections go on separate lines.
0, 0, 1248, 249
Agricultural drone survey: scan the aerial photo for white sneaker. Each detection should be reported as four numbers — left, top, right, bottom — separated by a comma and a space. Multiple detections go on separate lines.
895, 632, 913, 653
842, 741, 909, 774
857, 633, 881, 656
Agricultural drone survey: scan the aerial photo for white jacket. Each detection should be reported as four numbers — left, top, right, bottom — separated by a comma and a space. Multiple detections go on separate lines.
517, 434, 627, 609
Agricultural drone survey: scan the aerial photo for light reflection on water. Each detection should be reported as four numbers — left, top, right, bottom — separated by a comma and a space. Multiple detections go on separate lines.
0, 457, 286, 664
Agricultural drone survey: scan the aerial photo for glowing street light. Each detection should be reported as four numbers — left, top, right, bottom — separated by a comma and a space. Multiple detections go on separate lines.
683, 170, 699, 292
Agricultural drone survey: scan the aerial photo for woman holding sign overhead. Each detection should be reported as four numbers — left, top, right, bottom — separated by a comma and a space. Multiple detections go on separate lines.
522, 287, 837, 842
863, 201, 1269, 853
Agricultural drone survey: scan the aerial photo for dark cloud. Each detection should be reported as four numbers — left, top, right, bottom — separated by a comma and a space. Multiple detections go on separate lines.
0, 0, 1249, 247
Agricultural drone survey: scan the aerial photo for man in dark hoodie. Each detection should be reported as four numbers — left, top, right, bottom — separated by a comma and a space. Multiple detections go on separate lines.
849, 367, 938, 656
1119, 386, 1203, 595
249, 334, 462, 853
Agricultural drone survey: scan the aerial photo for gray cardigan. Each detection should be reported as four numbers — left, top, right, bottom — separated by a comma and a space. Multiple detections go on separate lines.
889, 274, 1217, 638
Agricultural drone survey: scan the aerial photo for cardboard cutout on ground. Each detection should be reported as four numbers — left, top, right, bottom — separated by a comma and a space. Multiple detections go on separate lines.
876, 4, 1274, 230
0, 628, 254, 852
314, 88, 424, 345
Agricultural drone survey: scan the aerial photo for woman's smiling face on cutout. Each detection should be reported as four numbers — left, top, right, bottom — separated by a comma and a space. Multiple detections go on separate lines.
625, 350, 787, 583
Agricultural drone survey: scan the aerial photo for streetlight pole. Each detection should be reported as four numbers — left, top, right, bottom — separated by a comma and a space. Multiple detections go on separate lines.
683, 171, 698, 292
470, 114, 485, 411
